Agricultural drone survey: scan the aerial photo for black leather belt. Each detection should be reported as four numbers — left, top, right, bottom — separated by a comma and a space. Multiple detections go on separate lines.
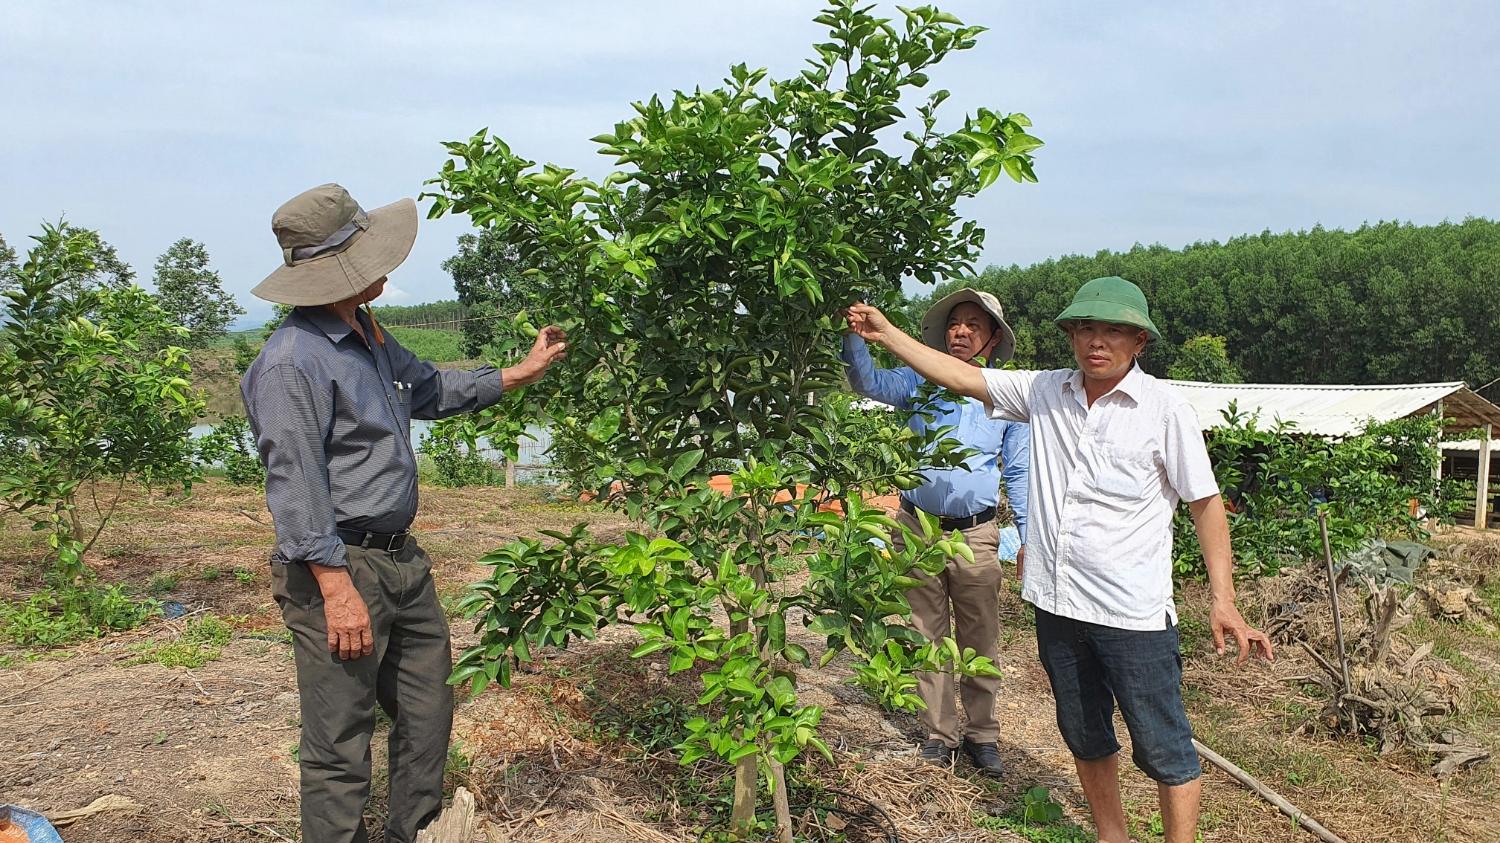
900, 499, 996, 531
337, 527, 410, 553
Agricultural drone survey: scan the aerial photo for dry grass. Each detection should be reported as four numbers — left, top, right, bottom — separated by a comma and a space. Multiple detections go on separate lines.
1176, 539, 1500, 843
8, 483, 1500, 842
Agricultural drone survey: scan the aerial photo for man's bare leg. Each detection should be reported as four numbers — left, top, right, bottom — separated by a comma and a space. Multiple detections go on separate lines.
1159, 778, 1201, 843
1075, 754, 1128, 843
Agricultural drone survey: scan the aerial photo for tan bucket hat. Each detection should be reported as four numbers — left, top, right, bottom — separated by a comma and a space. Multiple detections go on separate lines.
920, 287, 1016, 366
251, 183, 418, 306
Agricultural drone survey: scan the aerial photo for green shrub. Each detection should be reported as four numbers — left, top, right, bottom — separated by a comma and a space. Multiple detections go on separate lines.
1174, 406, 1453, 579
0, 223, 204, 578
194, 415, 265, 487
428, 2, 1039, 835
230, 334, 260, 374
418, 416, 505, 487
0, 583, 158, 647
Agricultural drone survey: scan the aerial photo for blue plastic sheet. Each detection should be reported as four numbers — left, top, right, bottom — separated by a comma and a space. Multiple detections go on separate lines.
2, 805, 64, 843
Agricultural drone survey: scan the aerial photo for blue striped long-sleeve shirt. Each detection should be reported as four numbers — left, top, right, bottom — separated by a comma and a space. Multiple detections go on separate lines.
841, 334, 1029, 539
242, 306, 506, 568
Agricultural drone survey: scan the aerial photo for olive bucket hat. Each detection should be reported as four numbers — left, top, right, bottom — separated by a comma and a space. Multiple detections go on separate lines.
919, 287, 1016, 366
1052, 275, 1161, 340
250, 183, 418, 306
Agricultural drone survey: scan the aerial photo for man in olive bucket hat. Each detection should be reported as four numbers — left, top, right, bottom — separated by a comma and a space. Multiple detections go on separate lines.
844, 277, 1273, 843
840, 288, 1030, 777
242, 184, 567, 843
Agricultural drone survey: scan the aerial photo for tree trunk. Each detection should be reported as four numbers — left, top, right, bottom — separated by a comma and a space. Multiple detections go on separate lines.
728, 600, 758, 838
66, 497, 84, 546
731, 757, 758, 838
770, 759, 793, 842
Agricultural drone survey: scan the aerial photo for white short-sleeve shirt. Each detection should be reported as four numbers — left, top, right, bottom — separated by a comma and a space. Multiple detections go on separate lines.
982, 365, 1219, 630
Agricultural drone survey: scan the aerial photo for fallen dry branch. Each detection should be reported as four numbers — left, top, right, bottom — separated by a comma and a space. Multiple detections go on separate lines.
46, 794, 143, 827
1193, 739, 1346, 843
1408, 726, 1493, 778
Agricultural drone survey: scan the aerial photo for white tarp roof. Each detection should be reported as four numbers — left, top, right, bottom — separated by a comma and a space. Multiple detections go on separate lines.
1444, 440, 1494, 453
1166, 381, 1469, 437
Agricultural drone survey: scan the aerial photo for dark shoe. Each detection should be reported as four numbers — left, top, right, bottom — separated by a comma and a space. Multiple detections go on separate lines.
919, 738, 957, 766
961, 738, 1005, 778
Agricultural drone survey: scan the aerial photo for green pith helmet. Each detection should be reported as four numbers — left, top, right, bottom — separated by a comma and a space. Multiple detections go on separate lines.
1052, 275, 1161, 340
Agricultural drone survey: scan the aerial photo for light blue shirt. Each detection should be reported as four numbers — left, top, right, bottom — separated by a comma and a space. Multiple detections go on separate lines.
841, 335, 1029, 539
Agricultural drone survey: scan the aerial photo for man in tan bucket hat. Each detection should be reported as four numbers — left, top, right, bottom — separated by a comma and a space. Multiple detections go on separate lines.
242, 184, 567, 843
841, 287, 1029, 777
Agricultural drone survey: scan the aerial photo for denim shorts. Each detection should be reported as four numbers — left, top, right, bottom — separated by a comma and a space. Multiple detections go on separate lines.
1034, 608, 1201, 785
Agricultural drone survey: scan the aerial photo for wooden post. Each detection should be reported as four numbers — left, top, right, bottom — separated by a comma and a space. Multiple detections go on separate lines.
1316, 511, 1352, 699
1477, 424, 1493, 529
1433, 399, 1444, 484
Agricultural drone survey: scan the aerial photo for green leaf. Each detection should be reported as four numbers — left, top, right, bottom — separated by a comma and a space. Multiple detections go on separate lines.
630, 640, 669, 658
668, 449, 705, 482
586, 407, 622, 442
727, 743, 759, 762
1005, 132, 1045, 155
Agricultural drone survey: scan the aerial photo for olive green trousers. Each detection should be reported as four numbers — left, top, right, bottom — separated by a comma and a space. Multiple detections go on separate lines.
273, 539, 452, 843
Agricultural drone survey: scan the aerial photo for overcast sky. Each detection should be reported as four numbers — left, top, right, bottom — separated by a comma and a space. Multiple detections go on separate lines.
3, 1, 1497, 326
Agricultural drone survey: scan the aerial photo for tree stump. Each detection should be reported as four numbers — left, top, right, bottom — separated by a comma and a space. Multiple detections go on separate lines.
415, 787, 477, 843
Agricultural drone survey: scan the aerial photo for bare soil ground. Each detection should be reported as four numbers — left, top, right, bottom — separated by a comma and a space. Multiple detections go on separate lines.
3, 480, 1498, 842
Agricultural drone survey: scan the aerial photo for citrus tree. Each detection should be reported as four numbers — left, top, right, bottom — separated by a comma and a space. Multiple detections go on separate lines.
427, 2, 1040, 837
0, 223, 202, 580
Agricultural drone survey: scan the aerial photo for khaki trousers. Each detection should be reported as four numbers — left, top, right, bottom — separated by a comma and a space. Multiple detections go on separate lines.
272, 539, 453, 843
891, 508, 1004, 747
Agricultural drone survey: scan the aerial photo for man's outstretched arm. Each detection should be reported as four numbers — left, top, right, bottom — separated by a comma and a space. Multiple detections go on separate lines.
844, 303, 988, 401
1190, 494, 1274, 665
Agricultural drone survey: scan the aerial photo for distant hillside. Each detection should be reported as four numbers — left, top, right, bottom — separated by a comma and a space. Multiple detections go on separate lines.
192, 325, 472, 420
925, 218, 1500, 390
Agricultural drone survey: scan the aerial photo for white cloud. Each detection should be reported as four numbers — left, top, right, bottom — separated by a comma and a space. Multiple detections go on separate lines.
379, 281, 414, 305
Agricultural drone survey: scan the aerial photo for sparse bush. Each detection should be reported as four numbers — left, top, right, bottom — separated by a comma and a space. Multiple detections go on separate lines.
0, 583, 158, 647
126, 614, 233, 668
194, 415, 265, 487
418, 416, 505, 487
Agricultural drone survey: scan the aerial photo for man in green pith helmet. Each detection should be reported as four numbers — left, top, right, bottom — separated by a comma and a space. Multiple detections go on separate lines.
843, 276, 1273, 843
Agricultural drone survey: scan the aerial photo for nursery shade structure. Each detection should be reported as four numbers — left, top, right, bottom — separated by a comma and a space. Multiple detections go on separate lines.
1168, 380, 1500, 528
